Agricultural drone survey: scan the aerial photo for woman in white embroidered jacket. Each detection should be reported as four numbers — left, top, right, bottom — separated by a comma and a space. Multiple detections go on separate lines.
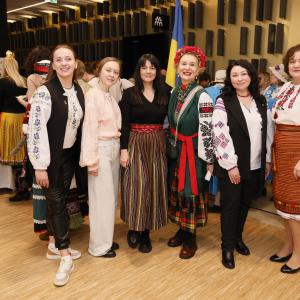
27, 44, 84, 287
80, 57, 121, 258
212, 60, 272, 269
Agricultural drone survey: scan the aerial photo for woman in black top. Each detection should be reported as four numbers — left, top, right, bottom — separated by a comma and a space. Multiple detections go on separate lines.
0, 51, 27, 194
119, 54, 169, 253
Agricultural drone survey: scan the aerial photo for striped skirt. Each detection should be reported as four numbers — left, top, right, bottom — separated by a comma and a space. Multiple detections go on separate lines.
273, 124, 300, 215
120, 126, 168, 231
0, 112, 25, 165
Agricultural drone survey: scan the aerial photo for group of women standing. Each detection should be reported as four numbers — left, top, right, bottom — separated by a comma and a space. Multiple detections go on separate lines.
16, 42, 299, 287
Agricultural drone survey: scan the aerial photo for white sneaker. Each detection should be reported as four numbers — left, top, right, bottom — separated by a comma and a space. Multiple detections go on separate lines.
53, 256, 73, 287
46, 244, 81, 260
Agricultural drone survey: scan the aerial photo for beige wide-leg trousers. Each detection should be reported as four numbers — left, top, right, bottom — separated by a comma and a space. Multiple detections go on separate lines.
88, 139, 120, 256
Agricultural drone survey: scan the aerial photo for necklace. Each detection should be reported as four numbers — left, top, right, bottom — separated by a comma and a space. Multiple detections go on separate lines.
237, 93, 250, 97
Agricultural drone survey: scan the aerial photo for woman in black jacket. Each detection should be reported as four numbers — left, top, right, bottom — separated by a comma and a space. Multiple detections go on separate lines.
212, 60, 272, 269
27, 44, 84, 286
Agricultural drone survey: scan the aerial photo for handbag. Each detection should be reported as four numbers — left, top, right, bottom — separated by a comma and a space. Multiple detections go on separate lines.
166, 85, 202, 159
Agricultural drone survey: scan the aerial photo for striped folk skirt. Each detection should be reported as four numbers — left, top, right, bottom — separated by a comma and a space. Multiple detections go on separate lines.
0, 112, 25, 165
273, 124, 300, 215
120, 125, 168, 231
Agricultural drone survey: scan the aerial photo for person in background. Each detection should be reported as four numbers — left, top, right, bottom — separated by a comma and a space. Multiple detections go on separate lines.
269, 44, 300, 274
76, 59, 90, 94
167, 46, 214, 259
27, 44, 84, 286
82, 61, 98, 88
264, 64, 289, 110
109, 77, 134, 103
119, 54, 169, 253
212, 60, 272, 269
80, 57, 121, 258
0, 51, 27, 201
258, 71, 270, 95
205, 69, 226, 213
198, 71, 211, 88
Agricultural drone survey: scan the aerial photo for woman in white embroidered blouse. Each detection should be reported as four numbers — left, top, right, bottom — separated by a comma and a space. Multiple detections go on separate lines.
212, 60, 272, 269
27, 44, 84, 287
270, 45, 300, 274
80, 57, 121, 259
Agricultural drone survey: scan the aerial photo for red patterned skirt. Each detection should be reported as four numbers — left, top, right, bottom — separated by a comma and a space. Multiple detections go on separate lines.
273, 124, 300, 214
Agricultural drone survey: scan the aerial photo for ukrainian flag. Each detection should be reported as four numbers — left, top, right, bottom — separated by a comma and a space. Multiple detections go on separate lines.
166, 0, 184, 88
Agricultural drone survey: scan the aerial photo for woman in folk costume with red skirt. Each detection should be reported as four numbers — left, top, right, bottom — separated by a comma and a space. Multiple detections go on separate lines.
167, 46, 214, 259
270, 44, 300, 274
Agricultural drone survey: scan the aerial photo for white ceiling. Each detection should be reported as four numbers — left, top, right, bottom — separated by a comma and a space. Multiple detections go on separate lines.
7, 0, 98, 20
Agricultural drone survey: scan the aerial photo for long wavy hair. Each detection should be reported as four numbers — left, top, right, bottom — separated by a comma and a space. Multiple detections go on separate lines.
3, 52, 27, 88
131, 53, 168, 106
47, 44, 77, 83
220, 59, 261, 102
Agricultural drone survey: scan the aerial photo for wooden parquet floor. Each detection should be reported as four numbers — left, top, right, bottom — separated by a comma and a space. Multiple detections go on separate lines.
0, 191, 299, 300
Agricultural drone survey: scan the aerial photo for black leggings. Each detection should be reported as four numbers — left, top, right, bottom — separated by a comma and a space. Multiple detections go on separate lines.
44, 149, 75, 250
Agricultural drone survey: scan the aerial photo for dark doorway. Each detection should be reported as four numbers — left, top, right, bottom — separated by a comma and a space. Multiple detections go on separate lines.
122, 32, 170, 79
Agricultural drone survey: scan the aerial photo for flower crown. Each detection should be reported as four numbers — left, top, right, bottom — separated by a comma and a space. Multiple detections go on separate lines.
174, 46, 206, 68
5, 50, 15, 59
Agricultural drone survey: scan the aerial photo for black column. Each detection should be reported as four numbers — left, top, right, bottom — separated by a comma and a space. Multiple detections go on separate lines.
0, 1, 8, 56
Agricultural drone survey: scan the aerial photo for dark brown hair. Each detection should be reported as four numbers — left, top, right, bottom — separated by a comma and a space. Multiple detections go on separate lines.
283, 44, 300, 76
24, 46, 51, 76
132, 53, 168, 106
47, 44, 77, 82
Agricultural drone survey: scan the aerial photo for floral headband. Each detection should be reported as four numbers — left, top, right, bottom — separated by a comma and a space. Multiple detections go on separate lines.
5, 50, 15, 59
174, 46, 206, 68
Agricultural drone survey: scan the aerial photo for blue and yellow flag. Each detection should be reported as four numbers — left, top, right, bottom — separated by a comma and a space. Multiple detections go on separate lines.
166, 0, 184, 87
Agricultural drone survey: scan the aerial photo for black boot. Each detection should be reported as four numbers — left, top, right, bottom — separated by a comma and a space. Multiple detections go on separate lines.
9, 190, 31, 202
222, 250, 235, 269
167, 228, 185, 247
127, 230, 140, 248
138, 230, 152, 253
179, 231, 197, 259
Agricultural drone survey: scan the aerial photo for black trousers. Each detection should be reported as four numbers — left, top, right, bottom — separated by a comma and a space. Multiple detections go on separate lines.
44, 148, 75, 250
219, 169, 261, 251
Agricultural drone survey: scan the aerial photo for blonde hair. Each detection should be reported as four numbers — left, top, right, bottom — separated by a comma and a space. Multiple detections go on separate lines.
97, 57, 121, 76
4, 50, 27, 88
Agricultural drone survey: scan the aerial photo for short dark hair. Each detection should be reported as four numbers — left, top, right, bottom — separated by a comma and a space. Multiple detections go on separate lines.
283, 44, 300, 76
221, 59, 260, 102
198, 72, 211, 82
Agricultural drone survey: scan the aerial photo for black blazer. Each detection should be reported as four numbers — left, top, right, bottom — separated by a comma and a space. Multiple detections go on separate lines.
44, 75, 85, 188
214, 94, 267, 188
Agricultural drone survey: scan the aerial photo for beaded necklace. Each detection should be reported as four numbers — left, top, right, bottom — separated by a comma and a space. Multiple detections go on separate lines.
174, 82, 197, 121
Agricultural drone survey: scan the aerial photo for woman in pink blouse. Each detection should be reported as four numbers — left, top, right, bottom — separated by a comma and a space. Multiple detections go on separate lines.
80, 57, 121, 258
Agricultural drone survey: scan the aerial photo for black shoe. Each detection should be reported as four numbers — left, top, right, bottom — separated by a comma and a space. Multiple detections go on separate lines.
101, 249, 116, 258
270, 253, 292, 263
208, 205, 221, 213
167, 229, 185, 247
9, 191, 30, 202
222, 250, 235, 269
111, 242, 119, 251
236, 240, 250, 256
138, 230, 152, 253
127, 230, 140, 248
280, 264, 300, 274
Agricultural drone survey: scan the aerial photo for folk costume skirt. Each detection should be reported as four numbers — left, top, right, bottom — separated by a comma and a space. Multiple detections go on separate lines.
0, 112, 25, 165
120, 124, 168, 231
273, 124, 300, 217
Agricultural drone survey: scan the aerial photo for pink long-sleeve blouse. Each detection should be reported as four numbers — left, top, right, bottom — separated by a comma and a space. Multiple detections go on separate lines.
79, 86, 121, 171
